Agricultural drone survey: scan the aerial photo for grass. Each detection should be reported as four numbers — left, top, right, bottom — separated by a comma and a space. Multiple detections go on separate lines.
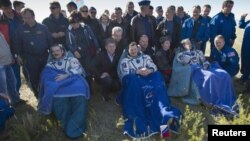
1, 28, 250, 141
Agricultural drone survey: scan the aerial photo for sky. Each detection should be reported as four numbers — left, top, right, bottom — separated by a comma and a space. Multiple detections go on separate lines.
11, 0, 249, 22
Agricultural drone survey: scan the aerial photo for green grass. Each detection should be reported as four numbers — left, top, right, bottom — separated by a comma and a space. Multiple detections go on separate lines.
1, 28, 250, 141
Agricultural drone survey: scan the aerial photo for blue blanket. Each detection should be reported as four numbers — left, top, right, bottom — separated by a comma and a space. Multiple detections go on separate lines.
38, 67, 90, 115
191, 63, 238, 115
120, 72, 181, 139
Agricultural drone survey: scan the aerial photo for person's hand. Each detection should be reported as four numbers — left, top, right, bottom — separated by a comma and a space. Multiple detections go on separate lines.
100, 72, 109, 78
138, 68, 152, 76
16, 56, 23, 65
241, 13, 248, 19
58, 32, 65, 37
55, 74, 69, 81
74, 51, 81, 58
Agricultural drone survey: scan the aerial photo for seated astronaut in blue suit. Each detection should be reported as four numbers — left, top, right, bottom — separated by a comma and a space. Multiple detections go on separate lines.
38, 44, 90, 139
117, 42, 181, 139
168, 38, 238, 116
210, 35, 239, 77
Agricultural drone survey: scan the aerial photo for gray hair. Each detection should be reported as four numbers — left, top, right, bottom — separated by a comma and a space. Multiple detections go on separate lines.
112, 26, 123, 34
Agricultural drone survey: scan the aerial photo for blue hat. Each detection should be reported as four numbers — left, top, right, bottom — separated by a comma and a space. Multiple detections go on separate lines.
138, 0, 150, 6
90, 6, 96, 11
156, 6, 162, 11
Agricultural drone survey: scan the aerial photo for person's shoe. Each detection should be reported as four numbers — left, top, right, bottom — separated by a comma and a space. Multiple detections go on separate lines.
169, 120, 180, 135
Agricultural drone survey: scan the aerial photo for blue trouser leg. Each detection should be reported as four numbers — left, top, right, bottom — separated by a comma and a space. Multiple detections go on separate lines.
66, 96, 88, 138
0, 66, 8, 94
52, 97, 70, 130
0, 65, 20, 104
52, 96, 88, 139
11, 63, 21, 92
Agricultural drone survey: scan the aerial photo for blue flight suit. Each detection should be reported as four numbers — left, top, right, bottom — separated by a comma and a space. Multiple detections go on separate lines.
182, 16, 210, 51
239, 18, 250, 29
210, 45, 239, 77
210, 12, 236, 47
239, 18, 250, 81
15, 23, 52, 96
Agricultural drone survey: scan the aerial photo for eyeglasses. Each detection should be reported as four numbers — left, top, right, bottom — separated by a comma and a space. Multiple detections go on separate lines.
91, 12, 96, 14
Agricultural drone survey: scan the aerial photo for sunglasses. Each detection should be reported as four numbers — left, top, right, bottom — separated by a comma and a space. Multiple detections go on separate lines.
50, 7, 59, 10
91, 12, 96, 14
81, 10, 88, 13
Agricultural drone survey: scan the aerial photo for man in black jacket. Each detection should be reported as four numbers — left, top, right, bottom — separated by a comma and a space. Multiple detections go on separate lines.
42, 1, 69, 49
156, 6, 182, 50
130, 0, 156, 46
90, 38, 120, 101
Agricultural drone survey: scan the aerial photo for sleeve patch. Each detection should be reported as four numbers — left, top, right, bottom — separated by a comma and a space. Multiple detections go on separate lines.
227, 52, 235, 57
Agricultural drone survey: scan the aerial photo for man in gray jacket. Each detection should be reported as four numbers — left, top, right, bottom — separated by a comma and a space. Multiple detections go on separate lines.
0, 32, 21, 105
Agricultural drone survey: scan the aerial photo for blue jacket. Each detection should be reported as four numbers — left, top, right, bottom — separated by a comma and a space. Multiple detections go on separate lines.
182, 16, 210, 43
240, 22, 250, 75
210, 45, 239, 77
239, 18, 250, 29
15, 23, 52, 58
210, 12, 236, 46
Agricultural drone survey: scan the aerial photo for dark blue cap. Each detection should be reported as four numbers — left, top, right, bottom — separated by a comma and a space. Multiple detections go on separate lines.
156, 6, 162, 11
89, 6, 96, 11
138, 0, 150, 6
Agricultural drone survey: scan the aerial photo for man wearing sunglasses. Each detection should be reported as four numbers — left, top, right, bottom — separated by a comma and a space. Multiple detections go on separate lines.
42, 1, 69, 50
89, 6, 97, 20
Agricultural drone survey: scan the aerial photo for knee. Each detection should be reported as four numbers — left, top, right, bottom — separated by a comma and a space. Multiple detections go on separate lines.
101, 76, 113, 86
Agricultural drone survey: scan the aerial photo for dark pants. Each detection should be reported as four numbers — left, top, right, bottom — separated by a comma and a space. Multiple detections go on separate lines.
24, 55, 48, 97
200, 42, 207, 54
96, 76, 120, 96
